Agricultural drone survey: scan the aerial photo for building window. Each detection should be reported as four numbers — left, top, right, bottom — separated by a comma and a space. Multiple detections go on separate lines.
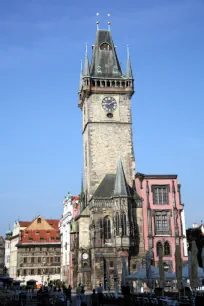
38, 269, 41, 275
156, 241, 163, 256
155, 215, 169, 232
37, 218, 41, 224
24, 257, 27, 264
115, 213, 120, 236
121, 214, 127, 236
38, 257, 41, 263
31, 269, 34, 275
100, 43, 112, 51
104, 216, 111, 240
31, 257, 34, 264
153, 186, 169, 204
164, 241, 171, 256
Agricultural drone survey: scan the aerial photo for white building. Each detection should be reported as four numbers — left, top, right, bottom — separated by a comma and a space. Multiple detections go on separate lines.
59, 193, 76, 285
4, 229, 12, 275
9, 220, 30, 278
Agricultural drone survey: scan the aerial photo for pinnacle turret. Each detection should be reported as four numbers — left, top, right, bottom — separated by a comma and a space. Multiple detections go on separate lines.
126, 45, 133, 79
113, 157, 130, 197
83, 43, 90, 77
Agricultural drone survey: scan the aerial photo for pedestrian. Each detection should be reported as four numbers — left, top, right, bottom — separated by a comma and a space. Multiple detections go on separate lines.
97, 283, 103, 306
67, 285, 72, 304
90, 289, 98, 306
76, 283, 82, 306
80, 288, 87, 306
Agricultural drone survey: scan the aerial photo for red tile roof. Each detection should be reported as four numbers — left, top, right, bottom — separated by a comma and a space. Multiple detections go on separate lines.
46, 219, 60, 229
72, 196, 79, 201
19, 221, 31, 227
19, 229, 61, 244
17, 218, 60, 244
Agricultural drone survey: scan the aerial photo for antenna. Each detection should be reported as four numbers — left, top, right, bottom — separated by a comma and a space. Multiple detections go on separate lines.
96, 13, 100, 30
107, 13, 111, 31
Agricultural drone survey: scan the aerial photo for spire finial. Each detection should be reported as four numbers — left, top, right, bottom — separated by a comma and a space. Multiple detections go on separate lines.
107, 13, 111, 31
96, 13, 100, 30
80, 60, 83, 73
127, 44, 130, 57
85, 42, 88, 54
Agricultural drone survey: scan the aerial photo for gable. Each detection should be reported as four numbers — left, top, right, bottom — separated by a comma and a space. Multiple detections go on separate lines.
26, 216, 54, 231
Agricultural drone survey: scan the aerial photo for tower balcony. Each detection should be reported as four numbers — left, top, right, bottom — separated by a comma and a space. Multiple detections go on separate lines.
78, 77, 134, 108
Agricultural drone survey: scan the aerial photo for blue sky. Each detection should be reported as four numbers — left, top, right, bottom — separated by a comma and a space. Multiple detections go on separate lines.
0, 0, 204, 235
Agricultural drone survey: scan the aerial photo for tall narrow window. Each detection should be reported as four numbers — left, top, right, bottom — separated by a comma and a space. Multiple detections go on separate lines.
121, 214, 127, 236
104, 216, 111, 240
115, 213, 119, 236
156, 241, 163, 256
164, 241, 171, 256
153, 186, 169, 204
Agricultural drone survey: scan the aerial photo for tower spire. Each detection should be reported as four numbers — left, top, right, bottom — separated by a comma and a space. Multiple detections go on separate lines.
126, 45, 133, 79
79, 60, 83, 91
83, 42, 90, 76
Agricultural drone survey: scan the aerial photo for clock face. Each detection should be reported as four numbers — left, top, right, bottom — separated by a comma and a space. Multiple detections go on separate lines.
82, 253, 89, 260
102, 96, 117, 112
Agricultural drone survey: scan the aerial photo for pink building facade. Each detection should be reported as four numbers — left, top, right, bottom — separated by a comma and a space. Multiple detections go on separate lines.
135, 173, 188, 272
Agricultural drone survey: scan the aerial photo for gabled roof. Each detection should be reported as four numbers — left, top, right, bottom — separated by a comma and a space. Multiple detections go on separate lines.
90, 30, 123, 78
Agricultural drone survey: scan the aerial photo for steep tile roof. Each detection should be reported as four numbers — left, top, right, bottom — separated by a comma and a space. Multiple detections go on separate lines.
19, 221, 31, 227
19, 229, 60, 244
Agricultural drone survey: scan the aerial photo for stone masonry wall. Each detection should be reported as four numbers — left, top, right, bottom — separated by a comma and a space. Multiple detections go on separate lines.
83, 93, 135, 199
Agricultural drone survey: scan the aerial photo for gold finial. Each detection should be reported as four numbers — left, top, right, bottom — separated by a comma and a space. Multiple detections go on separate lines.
107, 13, 111, 31
96, 13, 100, 30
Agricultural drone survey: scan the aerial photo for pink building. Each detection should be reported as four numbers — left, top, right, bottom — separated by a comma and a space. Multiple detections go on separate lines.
135, 173, 188, 272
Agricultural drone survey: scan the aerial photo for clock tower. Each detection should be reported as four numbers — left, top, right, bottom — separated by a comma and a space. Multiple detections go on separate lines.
77, 27, 144, 289
79, 29, 135, 202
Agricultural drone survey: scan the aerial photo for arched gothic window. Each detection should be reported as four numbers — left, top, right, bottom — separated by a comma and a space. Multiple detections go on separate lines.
115, 213, 120, 236
156, 241, 163, 256
164, 241, 171, 256
104, 216, 111, 240
121, 214, 127, 236
100, 43, 112, 51
37, 218, 41, 224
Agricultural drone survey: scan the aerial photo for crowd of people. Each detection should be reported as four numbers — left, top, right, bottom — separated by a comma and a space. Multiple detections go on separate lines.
65, 283, 104, 306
